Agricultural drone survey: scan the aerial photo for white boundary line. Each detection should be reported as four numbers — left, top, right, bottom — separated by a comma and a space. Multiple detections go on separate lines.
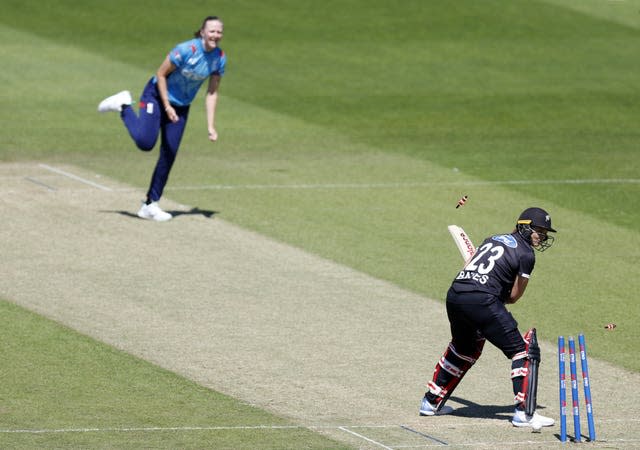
39, 164, 112, 191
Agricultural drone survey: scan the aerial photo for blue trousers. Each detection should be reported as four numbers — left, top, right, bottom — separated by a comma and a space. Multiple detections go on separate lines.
121, 79, 190, 202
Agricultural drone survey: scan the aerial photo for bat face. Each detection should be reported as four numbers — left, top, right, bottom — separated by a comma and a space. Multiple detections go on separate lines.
448, 225, 476, 263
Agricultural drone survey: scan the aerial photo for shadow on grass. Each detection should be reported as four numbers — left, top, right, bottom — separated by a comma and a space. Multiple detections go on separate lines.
108, 207, 219, 220
447, 396, 553, 420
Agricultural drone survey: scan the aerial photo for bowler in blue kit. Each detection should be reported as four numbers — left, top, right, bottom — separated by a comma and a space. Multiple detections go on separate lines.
98, 16, 226, 221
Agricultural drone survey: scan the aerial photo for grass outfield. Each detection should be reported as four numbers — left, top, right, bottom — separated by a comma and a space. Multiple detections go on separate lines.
1, 0, 639, 447
0, 300, 348, 449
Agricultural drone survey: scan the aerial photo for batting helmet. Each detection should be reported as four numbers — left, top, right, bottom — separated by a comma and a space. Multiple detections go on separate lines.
517, 207, 556, 251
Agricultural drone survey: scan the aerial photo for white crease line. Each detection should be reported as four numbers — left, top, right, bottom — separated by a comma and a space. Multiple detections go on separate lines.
39, 164, 112, 191
0, 424, 403, 434
0, 425, 311, 434
339, 426, 394, 449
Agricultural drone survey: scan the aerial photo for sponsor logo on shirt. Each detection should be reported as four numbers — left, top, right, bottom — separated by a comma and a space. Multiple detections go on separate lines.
492, 234, 517, 248
180, 68, 207, 81
187, 55, 202, 65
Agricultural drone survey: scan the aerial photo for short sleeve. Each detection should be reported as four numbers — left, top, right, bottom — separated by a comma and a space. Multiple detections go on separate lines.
215, 50, 226, 76
168, 42, 192, 68
519, 251, 535, 278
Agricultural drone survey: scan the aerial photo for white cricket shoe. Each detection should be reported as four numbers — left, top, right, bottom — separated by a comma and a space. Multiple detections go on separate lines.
419, 395, 454, 416
98, 90, 132, 113
137, 202, 172, 222
511, 409, 555, 428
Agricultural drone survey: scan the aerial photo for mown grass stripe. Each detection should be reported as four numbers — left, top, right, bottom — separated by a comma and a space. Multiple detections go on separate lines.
163, 178, 640, 191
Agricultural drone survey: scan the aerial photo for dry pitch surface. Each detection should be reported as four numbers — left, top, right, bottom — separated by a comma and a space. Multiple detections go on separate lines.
2, 162, 638, 449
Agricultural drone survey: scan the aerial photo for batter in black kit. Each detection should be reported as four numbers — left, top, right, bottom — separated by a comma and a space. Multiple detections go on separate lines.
420, 207, 556, 429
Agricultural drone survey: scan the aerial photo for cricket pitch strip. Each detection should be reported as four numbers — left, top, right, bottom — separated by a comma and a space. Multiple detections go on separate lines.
1, 162, 639, 448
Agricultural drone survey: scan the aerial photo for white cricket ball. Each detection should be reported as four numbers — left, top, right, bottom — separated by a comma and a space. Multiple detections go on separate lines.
531, 423, 542, 433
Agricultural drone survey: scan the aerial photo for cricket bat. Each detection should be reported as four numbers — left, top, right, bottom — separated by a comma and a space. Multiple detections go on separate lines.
447, 225, 476, 263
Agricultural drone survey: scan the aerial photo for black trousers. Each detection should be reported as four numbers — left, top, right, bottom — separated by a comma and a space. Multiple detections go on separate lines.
425, 288, 528, 408
446, 287, 525, 359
